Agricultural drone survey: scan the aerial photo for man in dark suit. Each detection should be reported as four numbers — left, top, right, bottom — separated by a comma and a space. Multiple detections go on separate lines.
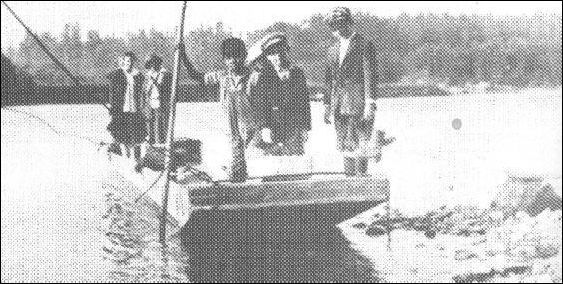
324, 7, 377, 176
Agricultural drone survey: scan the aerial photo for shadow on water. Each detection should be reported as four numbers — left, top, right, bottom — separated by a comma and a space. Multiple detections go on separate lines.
180, 204, 381, 283
103, 173, 380, 282
181, 229, 378, 283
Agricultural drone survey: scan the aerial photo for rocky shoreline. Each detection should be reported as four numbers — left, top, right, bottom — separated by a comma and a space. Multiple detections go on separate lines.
345, 176, 562, 283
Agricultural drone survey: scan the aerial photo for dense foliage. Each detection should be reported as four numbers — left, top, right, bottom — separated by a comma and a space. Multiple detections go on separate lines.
4, 12, 562, 87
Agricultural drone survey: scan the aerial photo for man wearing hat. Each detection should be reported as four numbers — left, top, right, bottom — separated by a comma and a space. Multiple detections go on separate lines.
324, 7, 377, 176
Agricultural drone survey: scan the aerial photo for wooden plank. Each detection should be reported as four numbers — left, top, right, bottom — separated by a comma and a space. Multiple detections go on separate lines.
107, 152, 390, 228
187, 176, 390, 209
183, 200, 384, 245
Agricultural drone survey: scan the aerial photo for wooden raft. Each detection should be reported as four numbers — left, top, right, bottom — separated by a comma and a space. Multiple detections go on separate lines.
107, 152, 390, 231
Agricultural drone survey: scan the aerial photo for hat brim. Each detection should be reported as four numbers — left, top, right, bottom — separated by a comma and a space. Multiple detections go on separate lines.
262, 38, 288, 52
245, 38, 265, 66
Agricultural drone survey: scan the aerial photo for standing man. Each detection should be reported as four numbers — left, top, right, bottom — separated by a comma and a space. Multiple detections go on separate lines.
324, 7, 377, 176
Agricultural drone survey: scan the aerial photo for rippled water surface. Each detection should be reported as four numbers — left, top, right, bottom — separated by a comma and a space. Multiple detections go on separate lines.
2, 88, 561, 282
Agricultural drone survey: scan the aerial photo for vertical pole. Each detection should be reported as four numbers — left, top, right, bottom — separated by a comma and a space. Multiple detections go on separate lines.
159, 0, 187, 244
386, 200, 391, 251
386, 185, 392, 251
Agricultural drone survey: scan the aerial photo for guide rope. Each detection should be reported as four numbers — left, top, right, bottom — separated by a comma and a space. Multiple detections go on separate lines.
2, 106, 108, 149
3, 106, 216, 201
1, 0, 110, 112
3, 1, 218, 211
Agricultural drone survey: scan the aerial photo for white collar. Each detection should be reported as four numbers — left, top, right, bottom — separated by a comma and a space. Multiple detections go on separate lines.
122, 68, 139, 77
148, 68, 166, 77
339, 32, 356, 43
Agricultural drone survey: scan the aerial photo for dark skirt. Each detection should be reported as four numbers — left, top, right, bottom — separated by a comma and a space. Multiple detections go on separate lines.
107, 112, 147, 145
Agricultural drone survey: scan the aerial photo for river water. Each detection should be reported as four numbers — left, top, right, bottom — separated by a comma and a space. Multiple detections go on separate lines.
2, 88, 561, 282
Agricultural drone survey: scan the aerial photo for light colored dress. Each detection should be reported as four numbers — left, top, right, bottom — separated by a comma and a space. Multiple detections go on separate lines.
201, 70, 256, 182
144, 68, 171, 144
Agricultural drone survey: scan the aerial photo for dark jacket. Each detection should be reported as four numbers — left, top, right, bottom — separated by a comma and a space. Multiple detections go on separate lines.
246, 67, 275, 132
143, 70, 173, 117
255, 64, 311, 142
324, 33, 377, 116
107, 69, 145, 116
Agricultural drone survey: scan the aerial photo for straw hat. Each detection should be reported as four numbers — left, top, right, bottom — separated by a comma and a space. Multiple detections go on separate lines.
261, 33, 289, 53
245, 33, 289, 66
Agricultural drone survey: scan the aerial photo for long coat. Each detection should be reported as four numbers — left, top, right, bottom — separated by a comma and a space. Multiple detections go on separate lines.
324, 33, 377, 152
243, 63, 311, 156
259, 65, 311, 143
107, 69, 145, 116
143, 70, 173, 117
106, 69, 147, 145
324, 33, 377, 116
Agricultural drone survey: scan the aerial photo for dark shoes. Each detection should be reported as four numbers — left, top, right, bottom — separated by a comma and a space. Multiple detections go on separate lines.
344, 157, 369, 177
107, 142, 122, 155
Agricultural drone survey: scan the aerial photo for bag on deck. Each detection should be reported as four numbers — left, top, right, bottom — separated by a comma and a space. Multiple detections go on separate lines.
135, 138, 202, 172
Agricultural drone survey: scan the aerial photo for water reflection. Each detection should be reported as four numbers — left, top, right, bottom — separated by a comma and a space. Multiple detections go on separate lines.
181, 207, 379, 282
185, 233, 378, 282
102, 187, 190, 282
103, 179, 379, 282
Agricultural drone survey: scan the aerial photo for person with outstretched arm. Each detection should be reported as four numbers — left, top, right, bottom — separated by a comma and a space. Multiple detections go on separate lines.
179, 38, 270, 182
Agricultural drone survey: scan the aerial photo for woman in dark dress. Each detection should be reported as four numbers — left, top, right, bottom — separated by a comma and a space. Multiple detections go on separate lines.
251, 33, 311, 156
106, 51, 146, 160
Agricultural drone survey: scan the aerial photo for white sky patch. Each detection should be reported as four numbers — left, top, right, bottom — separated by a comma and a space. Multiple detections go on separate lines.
1, 1, 562, 50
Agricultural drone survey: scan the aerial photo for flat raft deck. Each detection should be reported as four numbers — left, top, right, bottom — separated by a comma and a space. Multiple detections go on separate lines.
108, 153, 390, 240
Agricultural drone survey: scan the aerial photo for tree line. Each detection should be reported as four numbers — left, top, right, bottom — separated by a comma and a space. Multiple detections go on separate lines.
3, 12, 562, 90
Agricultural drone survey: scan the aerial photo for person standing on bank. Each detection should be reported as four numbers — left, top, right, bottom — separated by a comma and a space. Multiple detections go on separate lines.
107, 51, 147, 161
179, 38, 270, 182
144, 55, 172, 144
324, 7, 377, 176
251, 33, 312, 156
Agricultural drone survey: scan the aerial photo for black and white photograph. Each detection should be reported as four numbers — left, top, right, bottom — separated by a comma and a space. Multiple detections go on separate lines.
1, 1, 562, 282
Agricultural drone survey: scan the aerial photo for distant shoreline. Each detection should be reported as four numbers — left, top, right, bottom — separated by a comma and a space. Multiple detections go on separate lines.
4, 84, 563, 107
2, 84, 452, 106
